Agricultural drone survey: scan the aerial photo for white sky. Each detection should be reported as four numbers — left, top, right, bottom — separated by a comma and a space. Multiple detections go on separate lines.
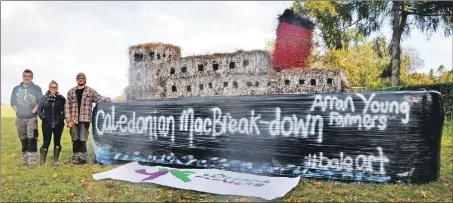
1, 1, 452, 104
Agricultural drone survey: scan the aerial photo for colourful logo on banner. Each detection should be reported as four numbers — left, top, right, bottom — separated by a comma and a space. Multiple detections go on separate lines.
135, 167, 272, 187
135, 168, 195, 182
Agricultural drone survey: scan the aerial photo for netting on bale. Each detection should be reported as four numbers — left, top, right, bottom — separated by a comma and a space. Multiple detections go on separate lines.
272, 8, 315, 69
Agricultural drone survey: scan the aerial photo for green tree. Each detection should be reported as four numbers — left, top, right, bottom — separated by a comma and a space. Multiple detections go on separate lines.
295, 1, 453, 86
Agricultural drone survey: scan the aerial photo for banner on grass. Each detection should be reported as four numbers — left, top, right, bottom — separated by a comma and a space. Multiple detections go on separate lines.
92, 161, 300, 200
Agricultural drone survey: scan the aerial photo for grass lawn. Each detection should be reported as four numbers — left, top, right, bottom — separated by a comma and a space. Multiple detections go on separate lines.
1, 104, 452, 202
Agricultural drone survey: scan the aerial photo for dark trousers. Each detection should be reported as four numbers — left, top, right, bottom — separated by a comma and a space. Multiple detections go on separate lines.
70, 122, 90, 164
41, 125, 64, 149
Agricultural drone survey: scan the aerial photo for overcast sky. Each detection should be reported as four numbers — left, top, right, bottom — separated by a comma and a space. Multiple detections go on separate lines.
2, 1, 452, 104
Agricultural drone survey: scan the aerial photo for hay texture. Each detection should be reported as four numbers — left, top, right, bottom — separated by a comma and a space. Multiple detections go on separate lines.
165, 74, 268, 98
272, 8, 315, 69
157, 50, 270, 80
268, 68, 347, 94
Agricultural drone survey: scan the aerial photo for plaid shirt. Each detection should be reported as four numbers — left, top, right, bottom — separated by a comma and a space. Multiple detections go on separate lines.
65, 86, 108, 124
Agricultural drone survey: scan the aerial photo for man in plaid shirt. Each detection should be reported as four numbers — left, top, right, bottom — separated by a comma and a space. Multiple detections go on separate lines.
65, 72, 111, 164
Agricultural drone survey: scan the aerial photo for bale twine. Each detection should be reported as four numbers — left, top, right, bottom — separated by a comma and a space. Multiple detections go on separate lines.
272, 8, 315, 70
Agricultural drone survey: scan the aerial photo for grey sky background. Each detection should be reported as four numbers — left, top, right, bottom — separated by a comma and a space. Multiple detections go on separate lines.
1, 1, 452, 104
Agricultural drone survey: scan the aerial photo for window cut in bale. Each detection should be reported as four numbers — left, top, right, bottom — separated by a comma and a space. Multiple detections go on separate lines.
150, 52, 155, 60
186, 85, 191, 92
134, 53, 143, 62
229, 62, 235, 69
284, 79, 290, 85
168, 54, 171, 59
255, 81, 259, 87
199, 84, 204, 90
181, 67, 187, 73
233, 81, 238, 88
311, 79, 316, 86
243, 60, 249, 67
223, 82, 228, 87
246, 81, 253, 87
163, 53, 166, 58
209, 83, 213, 88
213, 64, 219, 71
171, 85, 177, 92
170, 68, 175, 75
157, 53, 161, 60
327, 78, 333, 85
198, 64, 204, 71
299, 79, 305, 85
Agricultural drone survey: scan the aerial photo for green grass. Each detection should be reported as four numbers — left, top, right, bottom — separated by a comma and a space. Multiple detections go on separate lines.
1, 105, 452, 202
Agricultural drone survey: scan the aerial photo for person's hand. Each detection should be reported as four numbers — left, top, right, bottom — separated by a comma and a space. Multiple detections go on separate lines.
67, 121, 74, 128
32, 107, 37, 114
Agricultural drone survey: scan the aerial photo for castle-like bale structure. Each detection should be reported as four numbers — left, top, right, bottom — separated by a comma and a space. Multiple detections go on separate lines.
124, 43, 350, 100
124, 8, 350, 100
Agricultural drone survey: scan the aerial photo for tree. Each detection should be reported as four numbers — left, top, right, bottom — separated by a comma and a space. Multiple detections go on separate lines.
295, 1, 453, 86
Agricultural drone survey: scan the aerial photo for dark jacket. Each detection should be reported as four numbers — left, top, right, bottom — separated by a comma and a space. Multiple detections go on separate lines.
10, 81, 43, 119
37, 91, 66, 128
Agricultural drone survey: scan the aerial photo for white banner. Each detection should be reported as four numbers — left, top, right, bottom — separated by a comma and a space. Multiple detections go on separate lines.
92, 162, 300, 200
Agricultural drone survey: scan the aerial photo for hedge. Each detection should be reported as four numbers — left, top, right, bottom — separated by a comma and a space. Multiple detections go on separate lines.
370, 83, 453, 119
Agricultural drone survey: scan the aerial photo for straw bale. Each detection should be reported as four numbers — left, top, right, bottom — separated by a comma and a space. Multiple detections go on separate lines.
268, 68, 344, 94
129, 42, 181, 57
157, 50, 270, 79
164, 73, 268, 98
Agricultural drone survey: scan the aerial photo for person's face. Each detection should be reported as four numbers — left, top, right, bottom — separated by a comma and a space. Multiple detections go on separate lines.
49, 84, 58, 94
77, 76, 86, 86
22, 72, 33, 84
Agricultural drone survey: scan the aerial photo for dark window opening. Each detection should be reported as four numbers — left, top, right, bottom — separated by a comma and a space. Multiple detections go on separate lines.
186, 85, 191, 92
299, 79, 305, 85
246, 81, 253, 87
268, 82, 271, 86
311, 79, 316, 86
163, 53, 166, 58
168, 54, 171, 58
170, 68, 175, 74
208, 83, 213, 88
181, 67, 187, 73
229, 62, 235, 69
171, 85, 177, 92
157, 54, 161, 60
223, 82, 228, 87
255, 82, 259, 87
284, 79, 290, 85
199, 84, 204, 90
198, 64, 204, 71
150, 52, 154, 60
243, 60, 249, 67
327, 78, 333, 85
233, 81, 238, 88
134, 53, 143, 62
213, 64, 219, 71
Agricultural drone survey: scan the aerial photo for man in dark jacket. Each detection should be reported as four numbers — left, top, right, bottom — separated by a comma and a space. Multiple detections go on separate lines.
10, 69, 43, 168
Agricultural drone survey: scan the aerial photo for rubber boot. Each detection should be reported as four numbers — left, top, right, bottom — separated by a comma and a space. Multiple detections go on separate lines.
53, 146, 61, 165
18, 139, 28, 167
28, 137, 38, 168
40, 147, 48, 166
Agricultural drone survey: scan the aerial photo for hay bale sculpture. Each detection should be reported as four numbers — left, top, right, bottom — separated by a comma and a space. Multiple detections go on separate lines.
92, 8, 444, 185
